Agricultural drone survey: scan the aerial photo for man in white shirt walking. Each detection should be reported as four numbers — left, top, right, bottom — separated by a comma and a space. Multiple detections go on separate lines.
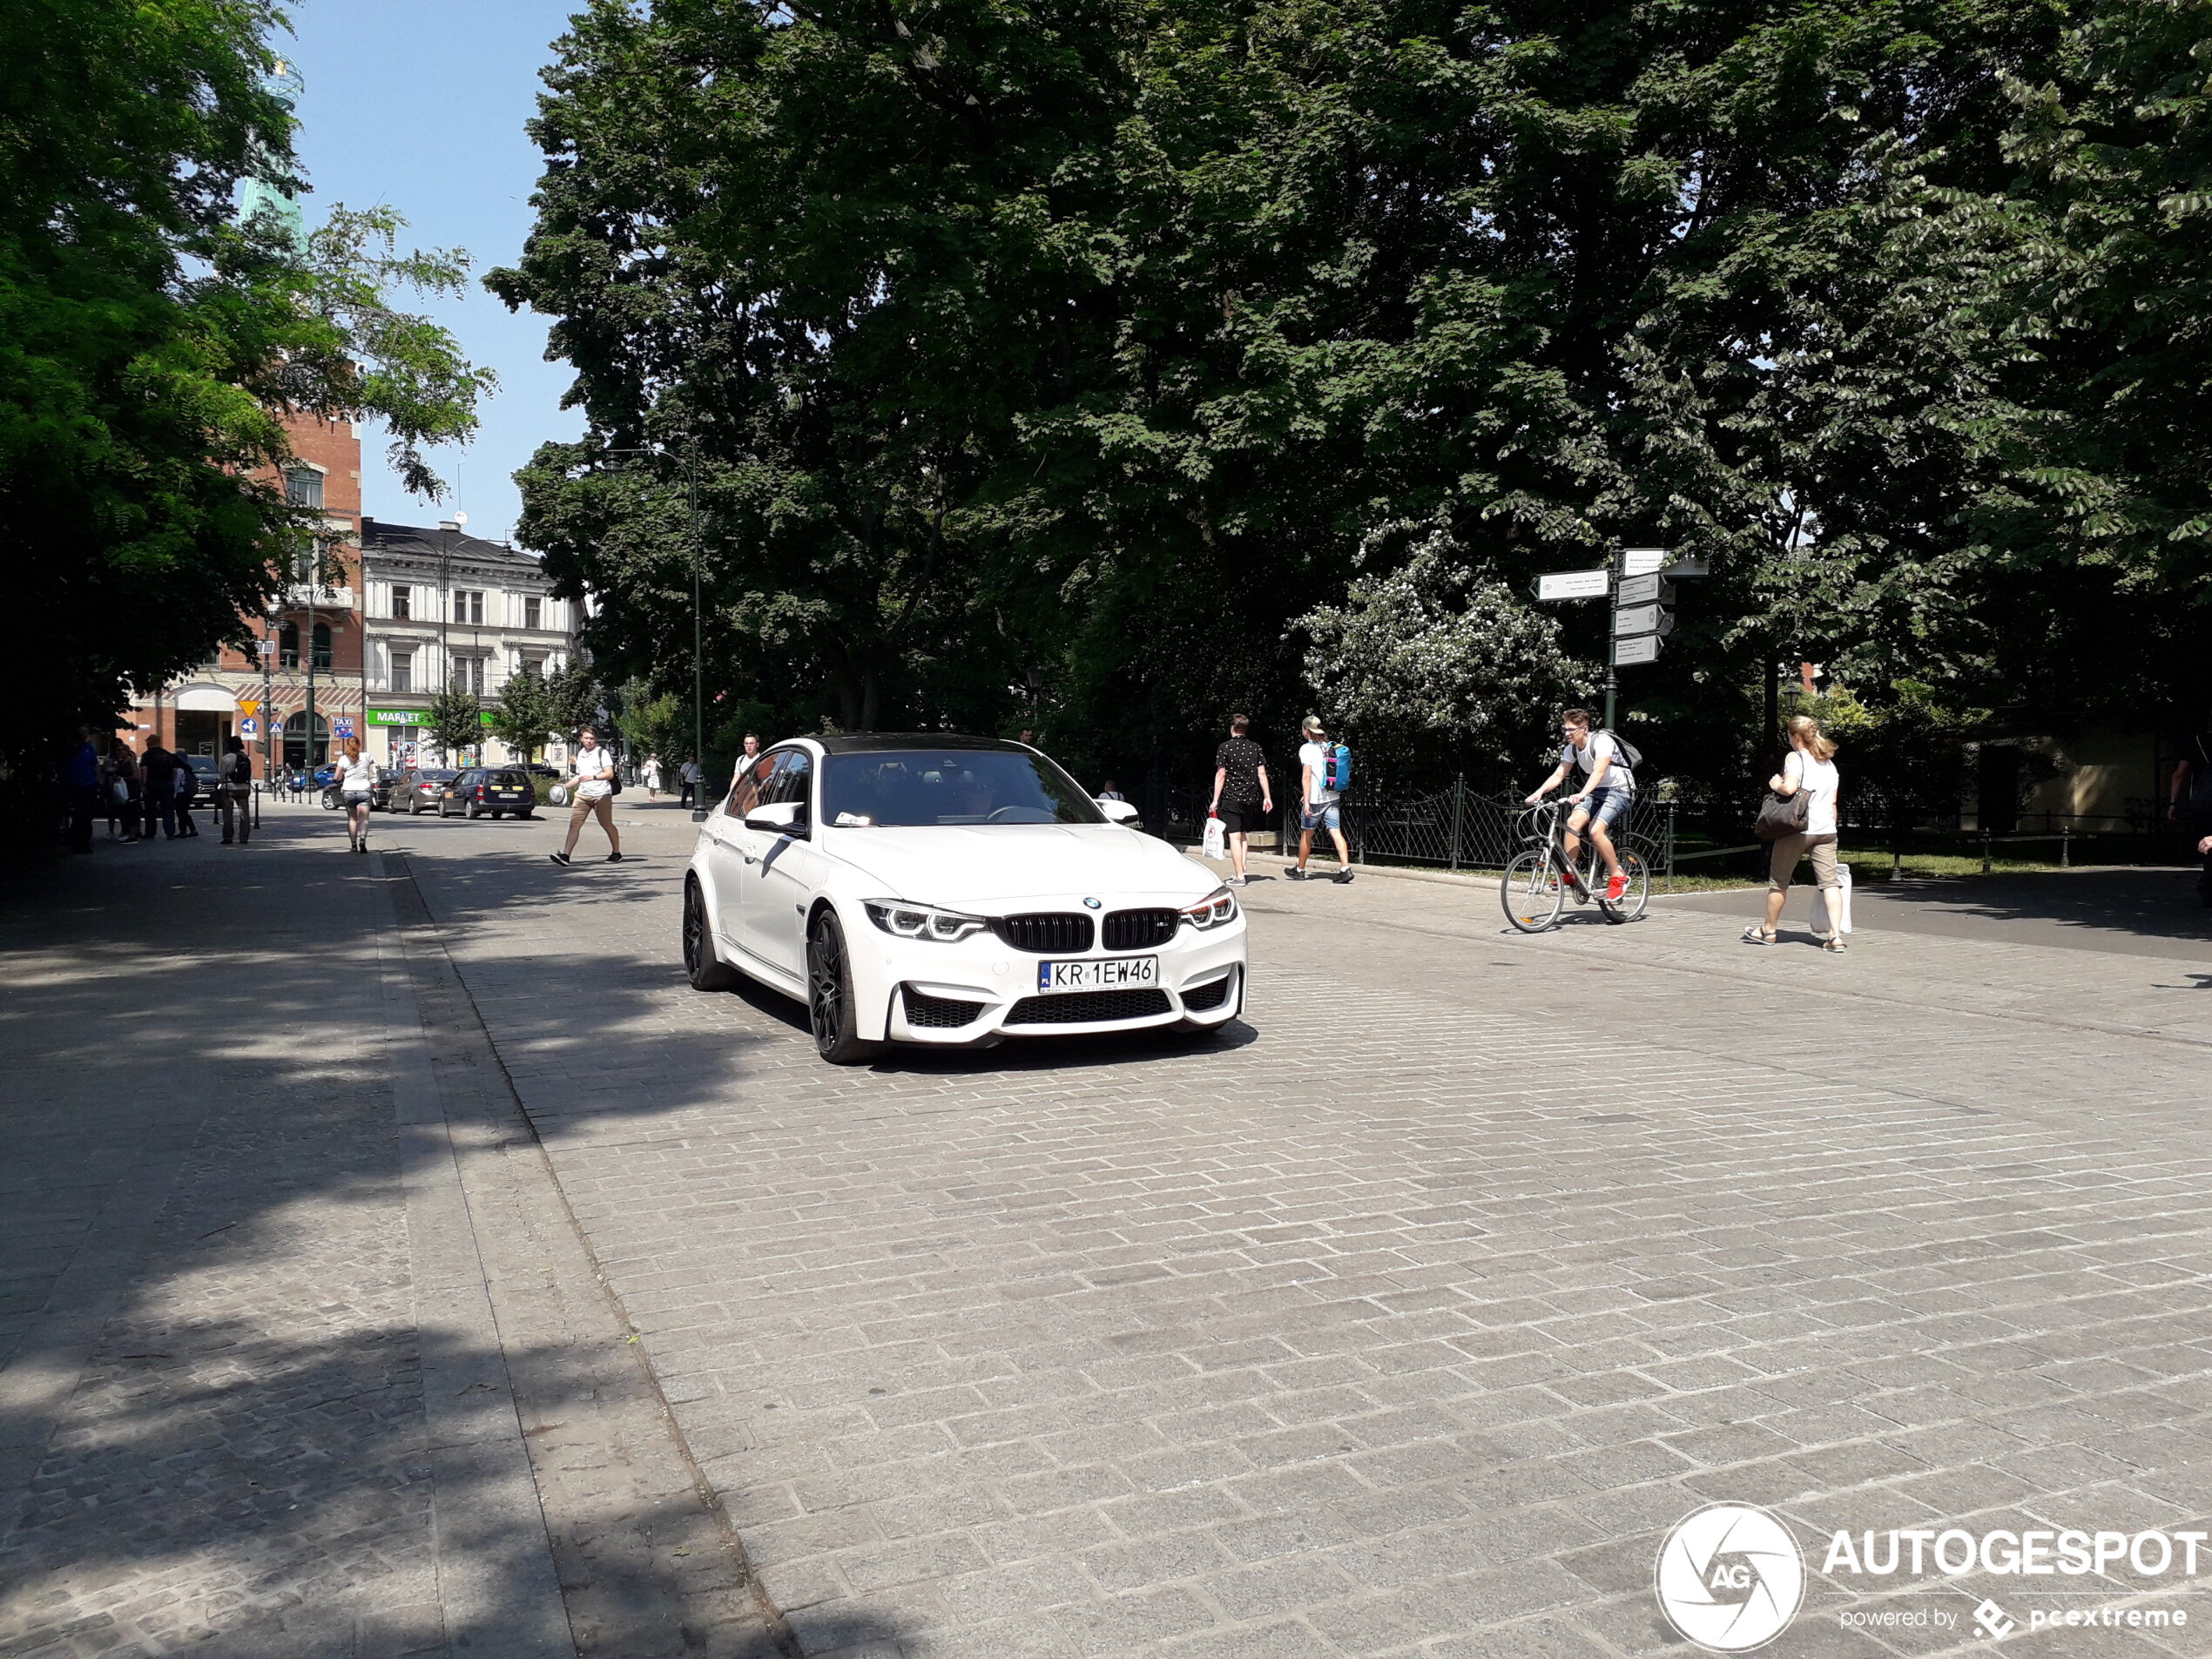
1289, 716, 1353, 883
552, 726, 622, 866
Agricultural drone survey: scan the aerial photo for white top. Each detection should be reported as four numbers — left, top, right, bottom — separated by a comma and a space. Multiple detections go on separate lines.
1785, 750, 1840, 835
1563, 732, 1634, 793
1298, 740, 1340, 805
334, 753, 377, 795
680, 759, 699, 783
573, 745, 616, 799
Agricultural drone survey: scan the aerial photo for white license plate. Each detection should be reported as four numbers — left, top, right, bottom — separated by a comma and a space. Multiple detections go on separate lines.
1037, 956, 1158, 994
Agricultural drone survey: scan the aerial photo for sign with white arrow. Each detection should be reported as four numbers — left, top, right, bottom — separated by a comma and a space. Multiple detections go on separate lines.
1536, 569, 1611, 602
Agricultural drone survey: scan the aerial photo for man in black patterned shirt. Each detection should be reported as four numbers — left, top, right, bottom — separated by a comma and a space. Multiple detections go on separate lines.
1209, 714, 1274, 887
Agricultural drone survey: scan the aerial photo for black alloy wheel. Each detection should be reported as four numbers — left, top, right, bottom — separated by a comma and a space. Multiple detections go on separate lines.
806, 912, 879, 1065
683, 879, 740, 992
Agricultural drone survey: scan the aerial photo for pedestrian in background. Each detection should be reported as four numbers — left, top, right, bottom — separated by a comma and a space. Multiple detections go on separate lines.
2167, 725, 2212, 908
644, 755, 663, 799
106, 741, 143, 843
64, 730, 99, 853
1290, 716, 1353, 883
551, 726, 622, 866
1746, 714, 1845, 950
729, 732, 762, 794
219, 737, 253, 845
1097, 779, 1126, 802
678, 755, 699, 809
1207, 715, 1273, 888
140, 740, 179, 842
333, 736, 376, 853
172, 755, 201, 839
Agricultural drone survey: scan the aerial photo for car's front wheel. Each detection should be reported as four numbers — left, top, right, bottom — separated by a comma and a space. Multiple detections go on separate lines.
806, 912, 880, 1065
683, 878, 741, 992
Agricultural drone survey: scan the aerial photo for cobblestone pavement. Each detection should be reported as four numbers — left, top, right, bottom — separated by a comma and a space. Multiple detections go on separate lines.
0, 802, 779, 1659
370, 803, 2212, 1659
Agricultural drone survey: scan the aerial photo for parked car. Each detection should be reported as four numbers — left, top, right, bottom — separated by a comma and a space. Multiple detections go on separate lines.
320, 765, 397, 811
392, 767, 462, 813
683, 734, 1246, 1063
182, 755, 222, 798
446, 767, 536, 819
523, 762, 561, 779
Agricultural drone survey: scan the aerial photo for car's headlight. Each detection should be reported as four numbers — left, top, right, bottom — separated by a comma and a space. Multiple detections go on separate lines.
862, 900, 990, 943
1180, 886, 1238, 929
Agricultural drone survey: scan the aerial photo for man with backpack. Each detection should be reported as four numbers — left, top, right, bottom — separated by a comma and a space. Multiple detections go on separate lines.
551, 725, 623, 866
1289, 716, 1354, 883
218, 736, 253, 846
1524, 709, 1636, 902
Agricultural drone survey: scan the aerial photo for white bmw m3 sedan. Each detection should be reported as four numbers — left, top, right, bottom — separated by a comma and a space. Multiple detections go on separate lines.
682, 734, 1249, 1062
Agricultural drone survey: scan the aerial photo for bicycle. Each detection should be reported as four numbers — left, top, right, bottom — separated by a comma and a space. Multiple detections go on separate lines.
1501, 797, 1650, 933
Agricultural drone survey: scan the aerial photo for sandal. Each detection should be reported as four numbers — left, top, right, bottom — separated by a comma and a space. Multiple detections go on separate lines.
1823, 936, 1848, 953
1742, 925, 1777, 945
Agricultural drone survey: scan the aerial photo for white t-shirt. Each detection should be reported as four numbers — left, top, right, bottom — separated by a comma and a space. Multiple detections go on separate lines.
573, 745, 616, 799
334, 753, 377, 795
1563, 732, 1635, 793
1784, 750, 1840, 835
1298, 740, 1340, 805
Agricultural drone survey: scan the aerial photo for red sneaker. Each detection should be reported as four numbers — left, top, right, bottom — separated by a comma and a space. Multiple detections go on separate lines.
1605, 873, 1627, 901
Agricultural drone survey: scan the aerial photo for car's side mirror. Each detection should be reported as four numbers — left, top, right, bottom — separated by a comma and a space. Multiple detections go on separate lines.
743, 799, 809, 838
1097, 798, 1140, 825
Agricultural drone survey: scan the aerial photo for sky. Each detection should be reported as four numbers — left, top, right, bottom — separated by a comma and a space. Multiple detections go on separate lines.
281, 0, 587, 547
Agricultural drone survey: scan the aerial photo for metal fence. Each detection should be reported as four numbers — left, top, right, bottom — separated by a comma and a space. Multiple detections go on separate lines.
1143, 775, 1676, 883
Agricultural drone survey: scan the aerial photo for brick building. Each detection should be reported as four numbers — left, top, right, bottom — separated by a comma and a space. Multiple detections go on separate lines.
130, 414, 367, 778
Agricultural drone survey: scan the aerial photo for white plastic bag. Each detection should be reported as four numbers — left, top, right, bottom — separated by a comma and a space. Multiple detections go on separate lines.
550, 784, 570, 807
1201, 813, 1226, 861
1809, 861, 1853, 936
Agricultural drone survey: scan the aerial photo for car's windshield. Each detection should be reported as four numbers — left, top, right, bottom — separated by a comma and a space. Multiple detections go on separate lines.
417, 769, 458, 781
820, 750, 1105, 827
489, 772, 528, 786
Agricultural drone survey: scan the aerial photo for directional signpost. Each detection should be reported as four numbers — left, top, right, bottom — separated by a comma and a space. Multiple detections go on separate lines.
1534, 549, 1705, 727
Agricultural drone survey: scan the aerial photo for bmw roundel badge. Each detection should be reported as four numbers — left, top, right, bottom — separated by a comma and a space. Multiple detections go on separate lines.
1082, 897, 1103, 909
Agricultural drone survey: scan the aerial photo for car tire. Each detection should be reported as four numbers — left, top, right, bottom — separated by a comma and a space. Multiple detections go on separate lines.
683, 879, 742, 993
408, 795, 420, 815
439, 797, 452, 818
466, 799, 481, 819
321, 787, 339, 810
806, 912, 880, 1065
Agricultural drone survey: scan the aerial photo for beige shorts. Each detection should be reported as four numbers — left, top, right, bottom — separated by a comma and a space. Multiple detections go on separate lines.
1769, 831, 1839, 890
569, 793, 615, 832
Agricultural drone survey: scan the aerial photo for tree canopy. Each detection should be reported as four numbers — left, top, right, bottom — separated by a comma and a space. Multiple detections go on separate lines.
2, 0, 491, 787
496, 0, 2211, 794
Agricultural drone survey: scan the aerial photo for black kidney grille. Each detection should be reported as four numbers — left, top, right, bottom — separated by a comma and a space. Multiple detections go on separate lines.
1004, 988, 1171, 1026
1102, 908, 1177, 952
901, 986, 986, 1028
992, 913, 1093, 954
1181, 974, 1232, 1011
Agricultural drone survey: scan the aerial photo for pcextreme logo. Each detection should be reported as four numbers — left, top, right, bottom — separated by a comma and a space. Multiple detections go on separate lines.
1655, 1502, 1807, 1652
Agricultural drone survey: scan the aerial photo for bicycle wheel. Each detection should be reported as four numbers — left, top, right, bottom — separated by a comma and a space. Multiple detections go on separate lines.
1501, 850, 1566, 933
1600, 849, 1650, 923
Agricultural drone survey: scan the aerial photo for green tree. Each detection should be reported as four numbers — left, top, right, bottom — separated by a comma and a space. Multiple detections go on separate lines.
615, 681, 683, 770
540, 661, 604, 741
3, 0, 493, 806
486, 666, 556, 763
424, 685, 483, 761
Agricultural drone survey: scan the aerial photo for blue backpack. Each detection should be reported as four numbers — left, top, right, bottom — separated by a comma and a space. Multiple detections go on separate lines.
1323, 744, 1352, 792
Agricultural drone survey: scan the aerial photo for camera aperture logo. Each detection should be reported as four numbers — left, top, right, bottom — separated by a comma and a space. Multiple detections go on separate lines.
1656, 1502, 1807, 1651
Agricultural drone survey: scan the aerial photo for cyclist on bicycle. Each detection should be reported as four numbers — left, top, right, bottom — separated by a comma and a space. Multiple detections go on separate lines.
1523, 709, 1634, 901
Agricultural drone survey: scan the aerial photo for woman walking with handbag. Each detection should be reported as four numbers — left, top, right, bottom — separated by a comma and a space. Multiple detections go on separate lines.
1745, 714, 1845, 950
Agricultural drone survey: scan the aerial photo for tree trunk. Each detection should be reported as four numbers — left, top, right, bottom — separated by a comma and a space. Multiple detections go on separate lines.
860, 670, 880, 733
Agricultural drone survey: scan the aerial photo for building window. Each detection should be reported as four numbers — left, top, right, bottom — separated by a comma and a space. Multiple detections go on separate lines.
393, 585, 412, 620
452, 589, 484, 625
524, 596, 543, 631
392, 651, 414, 693
311, 622, 332, 671
453, 653, 485, 696
279, 621, 300, 670
517, 653, 544, 679
282, 466, 324, 509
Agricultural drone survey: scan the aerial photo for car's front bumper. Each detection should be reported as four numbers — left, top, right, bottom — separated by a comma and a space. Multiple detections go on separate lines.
855, 914, 1248, 1045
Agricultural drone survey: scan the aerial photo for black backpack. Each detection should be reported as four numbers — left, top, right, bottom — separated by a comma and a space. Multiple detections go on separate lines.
1596, 729, 1643, 772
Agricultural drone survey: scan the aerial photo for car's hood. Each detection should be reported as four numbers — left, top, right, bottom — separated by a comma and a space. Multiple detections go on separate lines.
823, 824, 1221, 910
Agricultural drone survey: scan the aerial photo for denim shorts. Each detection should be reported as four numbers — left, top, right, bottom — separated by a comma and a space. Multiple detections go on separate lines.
1301, 802, 1341, 832
1576, 787, 1631, 830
